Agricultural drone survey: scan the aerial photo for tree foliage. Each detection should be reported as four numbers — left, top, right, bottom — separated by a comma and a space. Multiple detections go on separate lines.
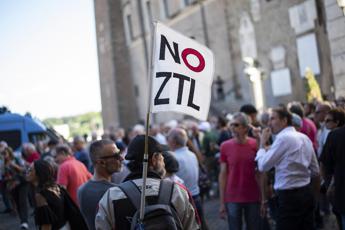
44, 112, 102, 138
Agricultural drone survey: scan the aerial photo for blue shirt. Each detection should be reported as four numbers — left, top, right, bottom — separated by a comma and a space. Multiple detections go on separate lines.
174, 146, 200, 196
74, 149, 91, 171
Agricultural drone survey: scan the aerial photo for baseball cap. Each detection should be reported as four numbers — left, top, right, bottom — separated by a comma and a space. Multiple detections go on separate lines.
125, 135, 163, 162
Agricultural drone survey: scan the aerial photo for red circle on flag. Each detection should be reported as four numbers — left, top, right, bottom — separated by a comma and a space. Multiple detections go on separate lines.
181, 48, 205, 73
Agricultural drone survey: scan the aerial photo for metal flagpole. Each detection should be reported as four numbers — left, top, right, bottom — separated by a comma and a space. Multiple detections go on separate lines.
139, 21, 157, 224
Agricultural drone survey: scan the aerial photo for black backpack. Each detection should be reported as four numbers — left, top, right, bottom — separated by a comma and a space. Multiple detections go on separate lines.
118, 179, 183, 230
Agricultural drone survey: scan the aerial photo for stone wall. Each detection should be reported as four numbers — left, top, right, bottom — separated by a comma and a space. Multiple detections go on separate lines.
94, 0, 339, 126
324, 0, 345, 98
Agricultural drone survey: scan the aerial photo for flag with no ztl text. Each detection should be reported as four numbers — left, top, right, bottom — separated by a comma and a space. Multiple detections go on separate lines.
150, 22, 215, 121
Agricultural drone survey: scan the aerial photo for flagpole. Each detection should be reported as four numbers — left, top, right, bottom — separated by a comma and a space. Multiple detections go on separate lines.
139, 21, 157, 224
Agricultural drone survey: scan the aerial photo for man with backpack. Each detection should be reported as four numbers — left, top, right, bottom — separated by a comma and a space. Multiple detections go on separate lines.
95, 135, 200, 230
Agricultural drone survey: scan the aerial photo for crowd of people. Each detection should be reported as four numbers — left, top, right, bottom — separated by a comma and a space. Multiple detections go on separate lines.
0, 96, 345, 230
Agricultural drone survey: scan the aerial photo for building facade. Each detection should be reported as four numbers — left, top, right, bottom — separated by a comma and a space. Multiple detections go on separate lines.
324, 0, 345, 98
94, 0, 342, 129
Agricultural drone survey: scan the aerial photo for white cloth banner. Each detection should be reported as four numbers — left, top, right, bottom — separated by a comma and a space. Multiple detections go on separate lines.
150, 22, 215, 121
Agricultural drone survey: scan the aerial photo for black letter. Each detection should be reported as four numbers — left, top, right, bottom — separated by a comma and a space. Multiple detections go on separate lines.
154, 72, 171, 105
159, 35, 180, 64
187, 79, 200, 111
173, 73, 190, 105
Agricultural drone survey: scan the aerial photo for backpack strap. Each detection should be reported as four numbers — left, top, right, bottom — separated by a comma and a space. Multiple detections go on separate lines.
118, 179, 174, 209
118, 181, 141, 210
158, 180, 184, 230
157, 179, 174, 205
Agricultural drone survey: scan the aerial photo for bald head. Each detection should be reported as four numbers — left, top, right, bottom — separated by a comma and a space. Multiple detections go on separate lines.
315, 102, 332, 123
167, 128, 188, 150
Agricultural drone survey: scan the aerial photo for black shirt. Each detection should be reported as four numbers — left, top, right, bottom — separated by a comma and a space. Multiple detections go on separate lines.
35, 186, 67, 230
320, 126, 345, 213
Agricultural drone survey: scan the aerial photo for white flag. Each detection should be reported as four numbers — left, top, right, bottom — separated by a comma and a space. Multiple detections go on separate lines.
150, 22, 215, 121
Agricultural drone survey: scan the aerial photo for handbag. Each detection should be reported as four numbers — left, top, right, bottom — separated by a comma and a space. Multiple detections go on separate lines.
60, 186, 89, 230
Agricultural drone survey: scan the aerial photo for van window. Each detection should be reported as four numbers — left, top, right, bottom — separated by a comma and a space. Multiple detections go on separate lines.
0, 130, 22, 151
29, 132, 48, 145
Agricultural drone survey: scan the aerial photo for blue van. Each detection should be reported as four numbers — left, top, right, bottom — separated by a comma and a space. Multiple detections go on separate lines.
0, 112, 59, 152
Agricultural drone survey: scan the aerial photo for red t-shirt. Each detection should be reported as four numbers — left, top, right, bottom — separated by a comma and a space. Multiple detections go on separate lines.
26, 152, 40, 163
220, 137, 260, 203
57, 157, 92, 204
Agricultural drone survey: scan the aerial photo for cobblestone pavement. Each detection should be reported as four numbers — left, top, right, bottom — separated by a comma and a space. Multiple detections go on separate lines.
0, 196, 339, 230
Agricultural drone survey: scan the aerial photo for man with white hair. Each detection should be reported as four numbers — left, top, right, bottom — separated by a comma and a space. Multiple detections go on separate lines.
22, 143, 40, 164
168, 127, 208, 229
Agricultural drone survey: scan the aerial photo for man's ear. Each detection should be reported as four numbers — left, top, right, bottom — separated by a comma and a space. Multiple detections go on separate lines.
97, 159, 105, 166
150, 153, 157, 164
149, 153, 160, 166
282, 117, 288, 126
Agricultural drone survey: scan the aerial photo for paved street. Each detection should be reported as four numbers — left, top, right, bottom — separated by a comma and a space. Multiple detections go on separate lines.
203, 198, 339, 230
0, 196, 339, 230
1, 197, 227, 230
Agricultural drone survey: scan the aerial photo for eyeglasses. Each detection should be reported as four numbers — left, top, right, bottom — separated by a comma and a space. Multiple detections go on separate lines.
325, 119, 334, 123
230, 123, 240, 127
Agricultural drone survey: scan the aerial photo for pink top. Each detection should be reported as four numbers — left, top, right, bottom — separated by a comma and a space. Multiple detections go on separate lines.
301, 118, 317, 151
220, 138, 261, 203
57, 157, 92, 204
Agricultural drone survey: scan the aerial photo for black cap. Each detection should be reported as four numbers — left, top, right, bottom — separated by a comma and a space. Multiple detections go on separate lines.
125, 135, 162, 162
162, 151, 179, 174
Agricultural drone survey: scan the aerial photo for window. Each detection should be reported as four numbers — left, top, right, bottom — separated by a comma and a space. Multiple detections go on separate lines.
184, 0, 198, 6
163, 0, 169, 18
29, 132, 48, 145
0, 130, 21, 151
146, 1, 153, 26
134, 85, 139, 97
127, 14, 134, 40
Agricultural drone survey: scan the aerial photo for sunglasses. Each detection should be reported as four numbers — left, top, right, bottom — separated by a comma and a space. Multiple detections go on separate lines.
99, 153, 122, 160
230, 123, 240, 127
325, 119, 334, 123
